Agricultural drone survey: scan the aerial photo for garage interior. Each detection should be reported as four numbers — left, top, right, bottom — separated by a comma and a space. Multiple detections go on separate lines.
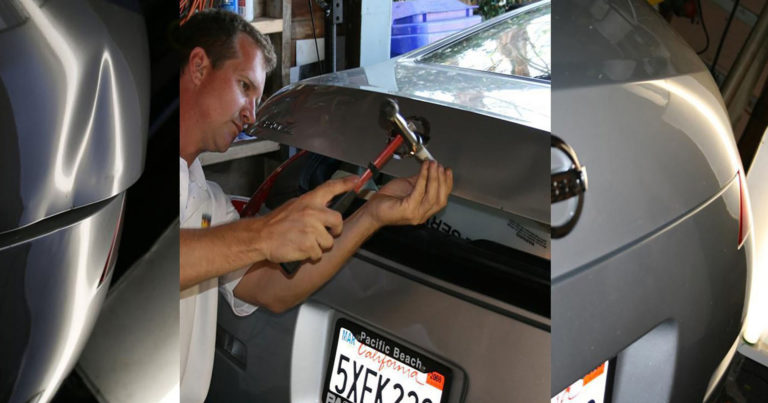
45, 0, 768, 402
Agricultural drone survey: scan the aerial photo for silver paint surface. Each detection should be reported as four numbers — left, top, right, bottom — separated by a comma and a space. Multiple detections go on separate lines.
1, 194, 124, 403
552, 179, 748, 401
213, 251, 550, 402
551, 71, 742, 277
0, 0, 149, 235
251, 1, 551, 224
551, 0, 752, 400
254, 84, 549, 224
77, 221, 180, 403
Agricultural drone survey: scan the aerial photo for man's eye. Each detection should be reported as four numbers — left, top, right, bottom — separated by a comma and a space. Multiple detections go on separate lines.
240, 81, 249, 91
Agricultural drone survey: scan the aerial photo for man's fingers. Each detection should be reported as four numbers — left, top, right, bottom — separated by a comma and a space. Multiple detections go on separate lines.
437, 164, 447, 209
406, 160, 429, 208
317, 228, 334, 251
424, 161, 439, 211
319, 208, 344, 236
309, 243, 323, 261
307, 175, 358, 204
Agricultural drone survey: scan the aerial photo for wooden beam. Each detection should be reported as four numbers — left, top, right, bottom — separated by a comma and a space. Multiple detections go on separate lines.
252, 17, 283, 34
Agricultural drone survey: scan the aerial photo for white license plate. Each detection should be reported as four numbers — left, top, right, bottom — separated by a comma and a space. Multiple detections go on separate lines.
322, 319, 451, 403
552, 360, 611, 403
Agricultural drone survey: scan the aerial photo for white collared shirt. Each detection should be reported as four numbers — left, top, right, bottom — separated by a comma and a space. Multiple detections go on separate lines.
179, 157, 257, 403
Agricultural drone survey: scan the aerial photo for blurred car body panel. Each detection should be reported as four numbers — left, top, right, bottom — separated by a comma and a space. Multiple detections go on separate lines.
0, 0, 149, 401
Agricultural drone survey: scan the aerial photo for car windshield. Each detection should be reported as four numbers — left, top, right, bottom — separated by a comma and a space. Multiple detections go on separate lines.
418, 3, 551, 80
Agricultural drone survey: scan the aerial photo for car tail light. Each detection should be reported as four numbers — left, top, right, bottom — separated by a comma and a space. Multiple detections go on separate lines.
99, 200, 124, 286
738, 169, 751, 249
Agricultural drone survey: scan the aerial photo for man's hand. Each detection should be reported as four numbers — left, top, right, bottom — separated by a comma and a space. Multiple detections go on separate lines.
232, 160, 452, 312
364, 160, 453, 227
254, 175, 358, 263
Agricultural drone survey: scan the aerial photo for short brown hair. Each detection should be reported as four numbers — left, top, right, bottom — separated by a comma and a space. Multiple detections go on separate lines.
177, 9, 276, 73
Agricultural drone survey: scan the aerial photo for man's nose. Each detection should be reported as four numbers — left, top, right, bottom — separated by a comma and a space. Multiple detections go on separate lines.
241, 97, 256, 125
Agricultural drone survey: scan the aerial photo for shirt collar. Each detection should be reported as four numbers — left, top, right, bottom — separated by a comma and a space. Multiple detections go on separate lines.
187, 158, 207, 191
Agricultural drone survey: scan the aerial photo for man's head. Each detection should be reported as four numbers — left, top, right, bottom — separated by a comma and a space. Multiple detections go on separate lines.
178, 10, 277, 163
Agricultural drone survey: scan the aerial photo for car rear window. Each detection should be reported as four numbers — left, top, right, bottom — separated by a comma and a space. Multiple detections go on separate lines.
419, 3, 551, 80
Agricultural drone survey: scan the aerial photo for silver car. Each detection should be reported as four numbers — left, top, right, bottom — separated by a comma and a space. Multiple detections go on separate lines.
551, 0, 754, 402
207, 1, 552, 402
0, 0, 149, 401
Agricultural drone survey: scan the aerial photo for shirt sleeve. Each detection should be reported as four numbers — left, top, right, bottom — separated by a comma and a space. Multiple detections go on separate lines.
207, 180, 259, 317
220, 268, 258, 316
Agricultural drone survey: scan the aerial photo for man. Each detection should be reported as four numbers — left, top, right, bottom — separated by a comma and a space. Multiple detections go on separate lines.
178, 10, 452, 402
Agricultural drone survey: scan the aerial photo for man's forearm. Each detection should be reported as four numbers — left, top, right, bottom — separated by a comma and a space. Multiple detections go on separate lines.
233, 205, 381, 313
180, 218, 267, 290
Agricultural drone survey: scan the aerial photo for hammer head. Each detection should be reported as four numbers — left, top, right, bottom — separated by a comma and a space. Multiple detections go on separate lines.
378, 98, 400, 130
379, 98, 435, 162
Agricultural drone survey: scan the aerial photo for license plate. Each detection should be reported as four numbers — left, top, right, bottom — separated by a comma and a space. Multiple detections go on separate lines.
322, 318, 452, 403
551, 360, 611, 403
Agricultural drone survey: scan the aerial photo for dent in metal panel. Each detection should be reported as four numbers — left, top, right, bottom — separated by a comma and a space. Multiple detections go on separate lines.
254, 84, 549, 224
0, 0, 148, 234
552, 72, 741, 276
1, 193, 124, 403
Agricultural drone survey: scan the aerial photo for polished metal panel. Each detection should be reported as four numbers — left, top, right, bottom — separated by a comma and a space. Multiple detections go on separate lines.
552, 179, 748, 401
0, 0, 148, 401
551, 71, 743, 277
0, 194, 124, 403
0, 0, 149, 234
253, 84, 549, 224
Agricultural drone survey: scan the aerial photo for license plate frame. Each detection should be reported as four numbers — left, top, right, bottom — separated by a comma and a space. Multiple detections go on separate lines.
322, 318, 453, 403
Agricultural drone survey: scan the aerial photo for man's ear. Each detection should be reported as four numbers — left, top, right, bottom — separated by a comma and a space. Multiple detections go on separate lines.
188, 47, 210, 86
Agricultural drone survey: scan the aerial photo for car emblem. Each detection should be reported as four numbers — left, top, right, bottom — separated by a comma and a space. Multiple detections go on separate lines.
551, 135, 587, 238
